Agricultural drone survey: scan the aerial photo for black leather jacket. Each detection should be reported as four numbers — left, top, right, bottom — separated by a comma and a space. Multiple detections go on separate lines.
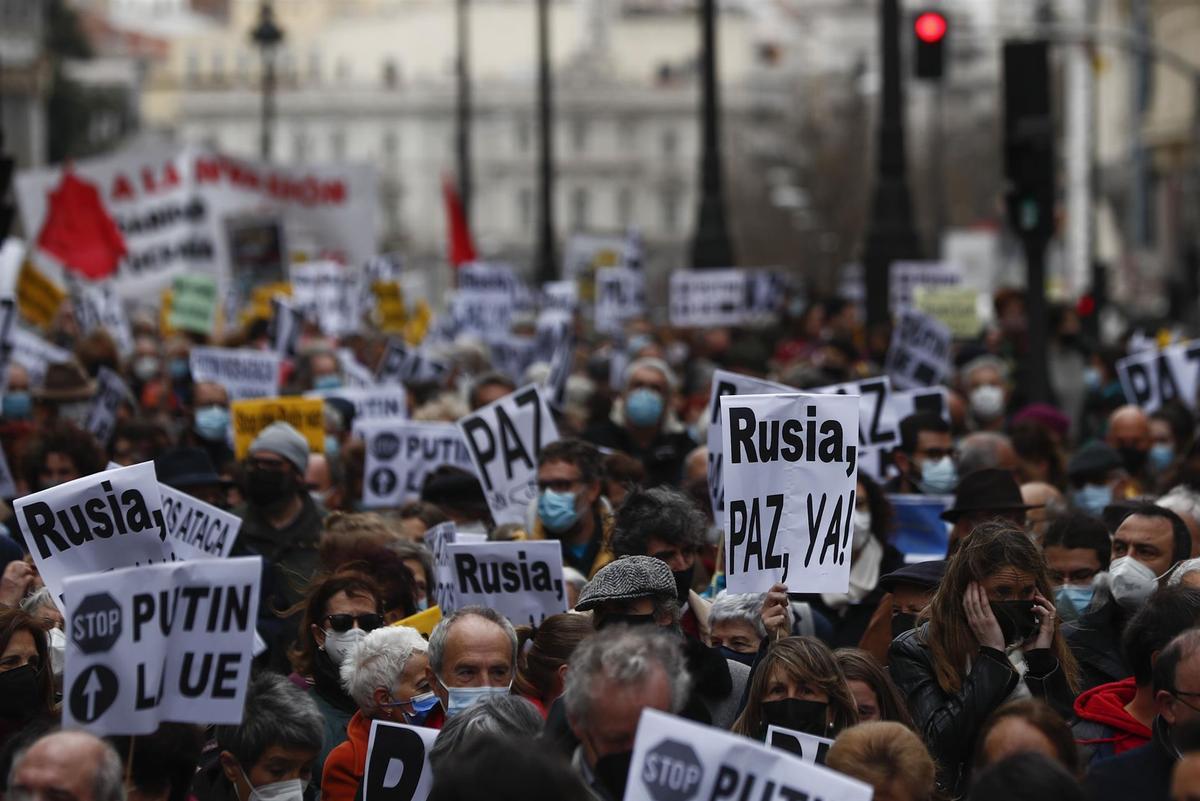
889, 624, 1076, 797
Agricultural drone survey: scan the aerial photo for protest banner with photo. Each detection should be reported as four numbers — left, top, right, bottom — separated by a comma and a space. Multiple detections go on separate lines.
159, 484, 241, 561
669, 269, 749, 328
361, 720, 439, 801
85, 367, 134, 446
289, 260, 363, 337
720, 393, 860, 594
230, 396, 325, 458
376, 340, 450, 386
445, 540, 567, 626
308, 387, 406, 422
13, 462, 170, 607
458, 385, 559, 526
10, 327, 72, 387
189, 347, 281, 401
914, 285, 981, 339
766, 725, 834, 766
885, 308, 953, 390
1117, 339, 1200, 414
625, 710, 871, 801
889, 260, 963, 310
62, 556, 262, 735
357, 421, 474, 508
168, 274, 219, 335
594, 267, 644, 334
16, 259, 66, 328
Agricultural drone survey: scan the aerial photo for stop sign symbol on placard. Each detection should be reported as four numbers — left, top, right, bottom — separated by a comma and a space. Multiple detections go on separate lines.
72, 593, 122, 654
642, 739, 703, 801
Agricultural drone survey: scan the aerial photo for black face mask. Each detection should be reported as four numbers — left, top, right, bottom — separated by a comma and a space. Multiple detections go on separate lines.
990, 599, 1039, 646
592, 750, 633, 801
1120, 446, 1149, 476
0, 665, 42, 719
244, 468, 295, 509
759, 698, 829, 738
673, 564, 696, 605
718, 645, 757, 667
891, 611, 919, 640
597, 613, 656, 630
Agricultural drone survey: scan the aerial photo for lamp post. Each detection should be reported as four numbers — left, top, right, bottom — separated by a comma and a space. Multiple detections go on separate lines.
250, 1, 284, 162
456, 0, 473, 224
689, 0, 735, 269
862, 0, 921, 329
535, 0, 556, 283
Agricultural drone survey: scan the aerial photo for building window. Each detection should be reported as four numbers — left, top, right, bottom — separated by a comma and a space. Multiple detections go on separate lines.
617, 187, 633, 230
661, 127, 679, 158
516, 118, 532, 153
571, 119, 588, 153
519, 188, 534, 231
661, 190, 680, 233
331, 129, 346, 160
572, 188, 590, 230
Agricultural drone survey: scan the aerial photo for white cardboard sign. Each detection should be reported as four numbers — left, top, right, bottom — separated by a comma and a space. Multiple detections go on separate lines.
890, 260, 963, 309
458, 385, 559, 525
309, 387, 407, 422
189, 347, 281, 400
425, 521, 459, 612
594, 267, 644, 334
71, 280, 134, 357
62, 556, 262, 735
376, 340, 450, 386
361, 720, 439, 801
445, 540, 567, 626
669, 269, 749, 327
0, 442, 16, 499
159, 484, 241, 561
85, 367, 133, 446
357, 421, 475, 508
14, 462, 170, 607
10, 328, 71, 387
766, 725, 835, 765
885, 308, 952, 390
1117, 339, 1200, 414
289, 259, 362, 337
626, 710, 871, 801
721, 393, 860, 594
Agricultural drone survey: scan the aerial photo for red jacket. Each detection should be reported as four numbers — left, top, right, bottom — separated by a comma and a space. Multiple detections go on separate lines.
1073, 677, 1152, 757
321, 711, 371, 801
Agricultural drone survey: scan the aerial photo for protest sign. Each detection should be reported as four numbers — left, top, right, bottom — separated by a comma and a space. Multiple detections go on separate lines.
159, 484, 241, 561
268, 295, 303, 357
541, 280, 578, 313
71, 280, 133, 357
544, 336, 573, 410
230, 396, 325, 458
669, 269, 749, 327
10, 327, 72, 387
358, 421, 474, 508
720, 393, 860, 594
888, 495, 953, 558
1117, 339, 1200, 414
85, 367, 134, 446
885, 308, 953, 390
489, 335, 538, 382
309, 387, 406, 422
376, 340, 450, 386
168, 274, 219, 335
914, 285, 981, 339
562, 233, 626, 301
446, 289, 514, 340
425, 522, 459, 611
13, 462, 170, 607
189, 347, 281, 401
0, 442, 16, 499
337, 348, 376, 388
766, 725, 834, 765
889, 260, 963, 310
290, 260, 362, 337
594, 267, 644, 334
445, 541, 567, 626
372, 281, 407, 333
458, 385, 559, 526
626, 710, 871, 801
16, 259, 65, 328
393, 606, 442, 637
361, 720, 439, 801
534, 309, 572, 363
62, 556, 261, 735
0, 296, 15, 394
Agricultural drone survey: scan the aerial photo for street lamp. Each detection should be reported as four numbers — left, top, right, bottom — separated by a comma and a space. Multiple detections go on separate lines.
250, 1, 284, 161
456, 0, 473, 226
689, 0, 735, 269
535, 0, 556, 283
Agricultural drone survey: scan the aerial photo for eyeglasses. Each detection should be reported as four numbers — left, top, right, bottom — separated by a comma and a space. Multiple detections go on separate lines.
538, 477, 583, 493
324, 613, 384, 633
1171, 689, 1200, 714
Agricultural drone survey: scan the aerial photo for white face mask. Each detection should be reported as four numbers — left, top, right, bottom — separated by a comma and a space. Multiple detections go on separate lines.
852, 507, 873, 552
47, 627, 65, 678
1108, 556, 1161, 610
239, 769, 307, 801
969, 384, 1006, 420
322, 627, 367, 666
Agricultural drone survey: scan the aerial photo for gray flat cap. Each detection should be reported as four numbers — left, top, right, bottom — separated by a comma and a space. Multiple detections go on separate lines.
575, 555, 676, 612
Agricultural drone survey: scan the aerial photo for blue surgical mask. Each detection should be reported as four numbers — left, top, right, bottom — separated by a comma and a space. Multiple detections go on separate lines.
383, 689, 440, 724
439, 677, 511, 718
538, 489, 580, 533
2, 391, 32, 421
919, 456, 958, 494
314, 374, 343, 391
1148, 443, 1174, 474
1083, 366, 1102, 391
1054, 584, 1095, 622
625, 388, 664, 427
416, 597, 429, 611
169, 358, 190, 380
1073, 483, 1112, 517
325, 434, 341, 461
194, 405, 230, 442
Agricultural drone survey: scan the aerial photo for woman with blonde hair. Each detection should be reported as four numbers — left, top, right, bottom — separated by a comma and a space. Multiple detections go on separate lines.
826, 721, 936, 801
731, 636, 858, 739
889, 520, 1078, 796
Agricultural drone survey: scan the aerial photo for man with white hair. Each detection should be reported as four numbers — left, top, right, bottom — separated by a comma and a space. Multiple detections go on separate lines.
10, 731, 126, 801
583, 356, 696, 486
322, 626, 432, 801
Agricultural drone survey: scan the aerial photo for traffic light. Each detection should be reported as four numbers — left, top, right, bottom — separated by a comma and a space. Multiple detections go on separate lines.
1003, 41, 1055, 241
913, 11, 947, 80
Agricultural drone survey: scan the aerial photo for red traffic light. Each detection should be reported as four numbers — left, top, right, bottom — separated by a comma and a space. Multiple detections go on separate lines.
914, 12, 947, 44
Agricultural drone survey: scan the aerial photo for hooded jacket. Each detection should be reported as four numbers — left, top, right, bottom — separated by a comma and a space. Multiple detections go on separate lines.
1072, 677, 1152, 766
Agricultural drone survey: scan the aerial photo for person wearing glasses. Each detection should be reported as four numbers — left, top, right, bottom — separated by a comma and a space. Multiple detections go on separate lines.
530, 439, 615, 579
286, 571, 385, 776
235, 422, 327, 671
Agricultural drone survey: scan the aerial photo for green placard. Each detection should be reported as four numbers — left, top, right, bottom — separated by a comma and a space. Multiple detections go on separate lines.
167, 274, 218, 335
914, 286, 980, 339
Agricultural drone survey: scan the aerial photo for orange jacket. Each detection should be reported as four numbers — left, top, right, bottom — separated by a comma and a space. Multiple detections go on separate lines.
320, 711, 371, 801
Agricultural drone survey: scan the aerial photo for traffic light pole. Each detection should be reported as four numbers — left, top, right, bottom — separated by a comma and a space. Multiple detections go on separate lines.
690, 0, 736, 269
535, 0, 556, 283
1022, 234, 1051, 403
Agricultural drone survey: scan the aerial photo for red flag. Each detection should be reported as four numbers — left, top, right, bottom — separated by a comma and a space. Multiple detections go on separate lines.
36, 170, 128, 280
443, 177, 477, 268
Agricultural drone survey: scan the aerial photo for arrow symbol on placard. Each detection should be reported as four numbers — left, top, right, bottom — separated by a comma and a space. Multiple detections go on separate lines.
83, 670, 103, 721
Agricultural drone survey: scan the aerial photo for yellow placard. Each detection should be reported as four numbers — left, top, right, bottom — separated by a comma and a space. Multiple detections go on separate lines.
240, 282, 292, 326
393, 605, 442, 636
16, 260, 65, 328
373, 281, 407, 333
231, 396, 325, 459
913, 286, 981, 339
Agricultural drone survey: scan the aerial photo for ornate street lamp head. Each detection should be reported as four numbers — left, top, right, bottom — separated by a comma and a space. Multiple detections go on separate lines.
251, 1, 284, 50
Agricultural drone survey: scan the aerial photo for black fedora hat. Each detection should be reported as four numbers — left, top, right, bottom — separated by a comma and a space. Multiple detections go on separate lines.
880, 559, 947, 592
155, 448, 226, 489
940, 467, 1041, 523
